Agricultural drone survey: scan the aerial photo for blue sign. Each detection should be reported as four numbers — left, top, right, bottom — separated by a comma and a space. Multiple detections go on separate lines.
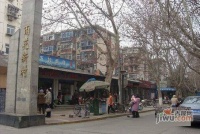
159, 87, 176, 91
39, 54, 76, 70
191, 109, 200, 114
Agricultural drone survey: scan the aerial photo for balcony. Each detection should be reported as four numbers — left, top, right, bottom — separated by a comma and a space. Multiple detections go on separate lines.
60, 37, 73, 42
81, 46, 94, 51
7, 4, 19, 21
128, 73, 138, 80
123, 62, 140, 67
79, 58, 97, 64
60, 48, 73, 54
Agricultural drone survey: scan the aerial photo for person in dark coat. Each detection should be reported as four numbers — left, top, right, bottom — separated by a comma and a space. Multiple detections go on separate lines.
37, 89, 45, 114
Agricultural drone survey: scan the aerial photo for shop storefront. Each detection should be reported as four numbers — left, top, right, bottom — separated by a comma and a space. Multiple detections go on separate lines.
126, 80, 140, 102
39, 68, 105, 105
160, 87, 176, 99
138, 80, 156, 100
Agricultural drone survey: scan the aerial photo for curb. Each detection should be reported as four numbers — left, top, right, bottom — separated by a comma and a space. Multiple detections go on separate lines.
45, 109, 155, 125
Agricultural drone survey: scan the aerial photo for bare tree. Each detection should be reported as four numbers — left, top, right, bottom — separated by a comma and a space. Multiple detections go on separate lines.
154, 0, 200, 60
42, 0, 125, 86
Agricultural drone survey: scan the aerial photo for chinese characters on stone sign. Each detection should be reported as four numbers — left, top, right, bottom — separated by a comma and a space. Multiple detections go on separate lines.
21, 26, 30, 77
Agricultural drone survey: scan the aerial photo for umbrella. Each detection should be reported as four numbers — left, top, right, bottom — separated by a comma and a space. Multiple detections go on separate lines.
79, 80, 110, 92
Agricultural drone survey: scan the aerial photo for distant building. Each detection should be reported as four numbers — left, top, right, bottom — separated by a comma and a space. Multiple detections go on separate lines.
0, 0, 23, 55
122, 47, 149, 81
40, 26, 117, 76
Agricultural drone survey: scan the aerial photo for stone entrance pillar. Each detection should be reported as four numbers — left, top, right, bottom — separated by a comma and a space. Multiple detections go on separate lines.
0, 0, 44, 128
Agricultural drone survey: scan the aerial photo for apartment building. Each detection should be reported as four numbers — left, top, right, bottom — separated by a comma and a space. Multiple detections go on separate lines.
0, 0, 22, 54
40, 26, 116, 75
122, 47, 149, 81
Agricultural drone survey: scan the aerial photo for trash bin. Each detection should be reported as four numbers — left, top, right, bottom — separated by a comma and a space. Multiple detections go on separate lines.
99, 101, 102, 114
90, 100, 94, 113
101, 100, 106, 114
93, 98, 99, 115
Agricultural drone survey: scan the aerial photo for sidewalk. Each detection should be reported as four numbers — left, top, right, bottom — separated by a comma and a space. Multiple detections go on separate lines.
45, 107, 155, 125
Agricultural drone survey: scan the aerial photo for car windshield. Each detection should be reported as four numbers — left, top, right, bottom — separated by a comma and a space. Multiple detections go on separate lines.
183, 97, 200, 104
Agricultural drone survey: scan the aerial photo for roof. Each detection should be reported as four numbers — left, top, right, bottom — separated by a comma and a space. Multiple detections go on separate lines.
0, 55, 8, 67
39, 65, 104, 76
128, 79, 141, 83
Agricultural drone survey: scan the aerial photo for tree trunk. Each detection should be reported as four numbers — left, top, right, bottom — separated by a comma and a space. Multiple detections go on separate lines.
157, 80, 163, 106
176, 88, 183, 99
105, 60, 115, 85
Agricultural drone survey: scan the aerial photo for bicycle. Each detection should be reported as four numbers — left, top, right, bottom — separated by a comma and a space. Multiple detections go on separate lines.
73, 99, 93, 118
113, 102, 126, 113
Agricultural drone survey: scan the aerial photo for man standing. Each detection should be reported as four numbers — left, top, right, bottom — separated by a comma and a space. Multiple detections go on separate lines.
45, 89, 52, 118
37, 89, 45, 114
107, 93, 115, 114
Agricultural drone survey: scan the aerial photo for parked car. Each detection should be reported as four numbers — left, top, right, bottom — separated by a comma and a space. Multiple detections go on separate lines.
180, 96, 200, 127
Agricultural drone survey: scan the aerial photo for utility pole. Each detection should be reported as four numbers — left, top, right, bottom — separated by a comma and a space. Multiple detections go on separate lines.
118, 48, 126, 104
118, 49, 122, 104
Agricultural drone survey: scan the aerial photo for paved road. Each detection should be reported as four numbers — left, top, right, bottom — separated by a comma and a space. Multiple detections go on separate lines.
0, 111, 199, 134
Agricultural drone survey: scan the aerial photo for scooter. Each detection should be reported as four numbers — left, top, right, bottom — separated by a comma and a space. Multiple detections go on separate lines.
139, 102, 143, 111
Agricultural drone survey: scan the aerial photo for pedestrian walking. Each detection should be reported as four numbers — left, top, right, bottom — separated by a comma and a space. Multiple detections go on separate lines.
37, 89, 45, 114
171, 95, 178, 107
131, 94, 140, 118
44, 89, 52, 118
107, 93, 115, 114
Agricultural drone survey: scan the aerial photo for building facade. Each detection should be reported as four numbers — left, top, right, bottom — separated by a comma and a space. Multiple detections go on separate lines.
40, 26, 116, 75
0, 0, 22, 54
122, 47, 149, 81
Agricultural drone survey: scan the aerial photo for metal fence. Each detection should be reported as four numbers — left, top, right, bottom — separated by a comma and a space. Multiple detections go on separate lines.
0, 88, 6, 112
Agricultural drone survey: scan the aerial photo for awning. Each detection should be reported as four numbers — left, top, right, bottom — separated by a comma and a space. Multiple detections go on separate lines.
159, 87, 176, 91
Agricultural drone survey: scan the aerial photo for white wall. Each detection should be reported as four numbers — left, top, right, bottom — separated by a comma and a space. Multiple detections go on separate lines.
0, 0, 22, 53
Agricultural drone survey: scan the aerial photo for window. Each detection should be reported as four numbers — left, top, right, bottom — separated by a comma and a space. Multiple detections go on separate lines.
42, 46, 54, 52
5, 44, 9, 54
61, 31, 73, 39
7, 25, 15, 35
81, 40, 87, 47
48, 35, 53, 40
77, 43, 80, 49
87, 28, 94, 34
43, 35, 54, 41
7, 4, 19, 21
81, 40, 93, 50
129, 74, 137, 79
49, 46, 54, 51
88, 41, 93, 46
